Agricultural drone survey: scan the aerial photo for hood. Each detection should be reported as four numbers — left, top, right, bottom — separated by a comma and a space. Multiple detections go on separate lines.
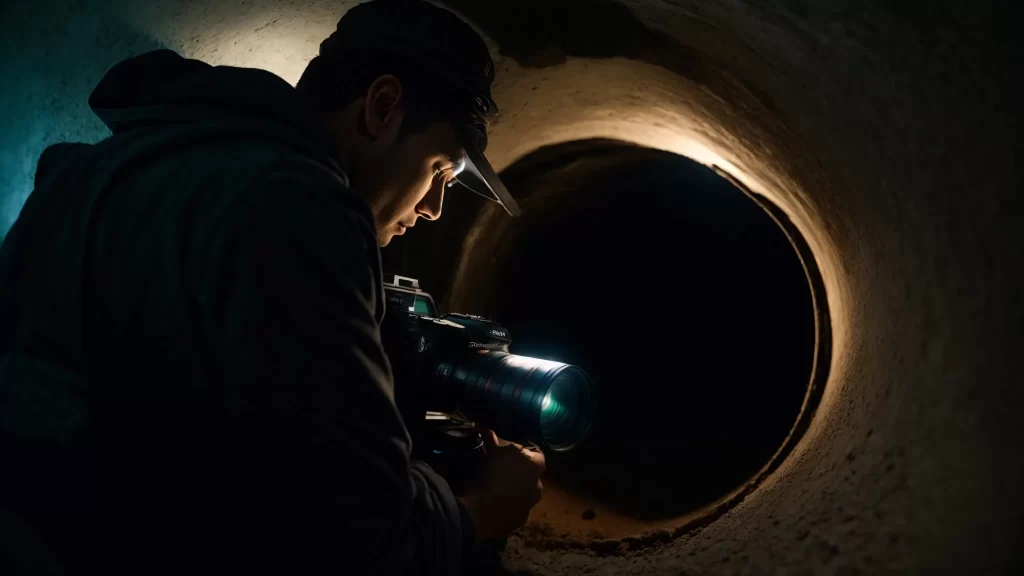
88, 49, 337, 165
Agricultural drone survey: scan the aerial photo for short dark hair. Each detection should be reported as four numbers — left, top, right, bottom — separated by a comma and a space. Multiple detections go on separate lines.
296, 48, 485, 136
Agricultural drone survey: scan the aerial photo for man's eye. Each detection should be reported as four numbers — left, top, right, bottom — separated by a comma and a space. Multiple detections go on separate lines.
435, 168, 454, 186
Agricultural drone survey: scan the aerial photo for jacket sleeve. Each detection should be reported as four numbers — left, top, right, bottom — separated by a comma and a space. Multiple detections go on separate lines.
204, 164, 474, 575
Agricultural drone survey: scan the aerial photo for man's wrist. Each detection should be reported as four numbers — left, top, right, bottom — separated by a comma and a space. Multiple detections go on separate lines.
457, 495, 481, 573
457, 496, 480, 543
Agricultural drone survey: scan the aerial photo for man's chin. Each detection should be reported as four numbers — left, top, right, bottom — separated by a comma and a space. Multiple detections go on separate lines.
377, 223, 408, 247
378, 225, 405, 247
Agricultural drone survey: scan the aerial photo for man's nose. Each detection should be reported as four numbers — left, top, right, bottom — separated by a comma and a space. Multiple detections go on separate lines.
417, 179, 445, 221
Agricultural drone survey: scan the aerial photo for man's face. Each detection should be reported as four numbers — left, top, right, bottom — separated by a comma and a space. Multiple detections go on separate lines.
363, 121, 468, 246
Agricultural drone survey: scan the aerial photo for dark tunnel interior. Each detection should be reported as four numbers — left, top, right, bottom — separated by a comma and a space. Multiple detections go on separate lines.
383, 140, 817, 521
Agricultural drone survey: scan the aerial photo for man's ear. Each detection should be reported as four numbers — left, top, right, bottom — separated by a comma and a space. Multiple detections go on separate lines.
363, 74, 405, 141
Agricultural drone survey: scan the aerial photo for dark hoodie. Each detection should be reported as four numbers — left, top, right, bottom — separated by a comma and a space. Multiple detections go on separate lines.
0, 50, 473, 575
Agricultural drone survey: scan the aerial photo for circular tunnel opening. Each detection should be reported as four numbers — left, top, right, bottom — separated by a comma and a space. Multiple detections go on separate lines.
447, 139, 820, 539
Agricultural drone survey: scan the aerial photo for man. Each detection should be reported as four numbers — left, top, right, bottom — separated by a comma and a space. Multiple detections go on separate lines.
0, 1, 544, 574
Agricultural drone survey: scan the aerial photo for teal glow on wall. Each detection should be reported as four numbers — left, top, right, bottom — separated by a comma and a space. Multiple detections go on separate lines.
0, 1, 164, 240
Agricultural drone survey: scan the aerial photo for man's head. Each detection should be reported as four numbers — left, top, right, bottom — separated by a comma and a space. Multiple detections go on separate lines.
297, 0, 515, 246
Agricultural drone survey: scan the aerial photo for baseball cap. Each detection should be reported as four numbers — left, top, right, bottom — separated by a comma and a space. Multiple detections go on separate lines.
320, 0, 521, 216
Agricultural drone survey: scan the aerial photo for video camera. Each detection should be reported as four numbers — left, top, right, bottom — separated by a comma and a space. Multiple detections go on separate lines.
380, 274, 595, 492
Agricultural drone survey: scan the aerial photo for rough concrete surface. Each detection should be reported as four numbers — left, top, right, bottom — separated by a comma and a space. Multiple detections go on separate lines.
1, 0, 1020, 574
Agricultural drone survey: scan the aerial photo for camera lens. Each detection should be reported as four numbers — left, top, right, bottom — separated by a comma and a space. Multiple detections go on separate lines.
433, 351, 594, 451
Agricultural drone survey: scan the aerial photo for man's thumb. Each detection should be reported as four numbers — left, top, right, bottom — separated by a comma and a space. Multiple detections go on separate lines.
481, 429, 500, 449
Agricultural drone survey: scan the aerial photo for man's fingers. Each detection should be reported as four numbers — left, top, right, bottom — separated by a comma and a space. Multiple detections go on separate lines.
520, 446, 547, 473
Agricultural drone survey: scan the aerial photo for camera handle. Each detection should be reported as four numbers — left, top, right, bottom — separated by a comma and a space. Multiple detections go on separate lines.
416, 412, 487, 496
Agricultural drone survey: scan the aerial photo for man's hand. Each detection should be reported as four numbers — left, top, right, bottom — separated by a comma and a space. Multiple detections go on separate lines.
458, 430, 546, 542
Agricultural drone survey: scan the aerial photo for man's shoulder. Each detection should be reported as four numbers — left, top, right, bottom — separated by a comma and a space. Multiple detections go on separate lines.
253, 153, 365, 220
225, 157, 384, 317
240, 156, 377, 255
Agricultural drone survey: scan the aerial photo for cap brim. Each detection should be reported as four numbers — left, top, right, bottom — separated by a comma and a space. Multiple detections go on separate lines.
456, 141, 522, 217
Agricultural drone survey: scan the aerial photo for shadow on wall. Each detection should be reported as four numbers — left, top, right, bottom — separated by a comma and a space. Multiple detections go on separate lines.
0, 1, 165, 239
440, 0, 779, 117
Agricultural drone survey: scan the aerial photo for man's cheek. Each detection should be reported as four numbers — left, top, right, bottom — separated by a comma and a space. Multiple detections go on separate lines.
405, 182, 432, 216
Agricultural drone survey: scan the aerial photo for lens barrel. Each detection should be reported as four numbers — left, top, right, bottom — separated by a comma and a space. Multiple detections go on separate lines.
433, 351, 594, 451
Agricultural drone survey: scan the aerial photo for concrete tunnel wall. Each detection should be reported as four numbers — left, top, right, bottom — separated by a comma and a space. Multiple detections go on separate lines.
1, 0, 1019, 574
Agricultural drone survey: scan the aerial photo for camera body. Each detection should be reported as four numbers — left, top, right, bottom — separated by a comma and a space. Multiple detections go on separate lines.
383, 274, 511, 352
380, 275, 501, 493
